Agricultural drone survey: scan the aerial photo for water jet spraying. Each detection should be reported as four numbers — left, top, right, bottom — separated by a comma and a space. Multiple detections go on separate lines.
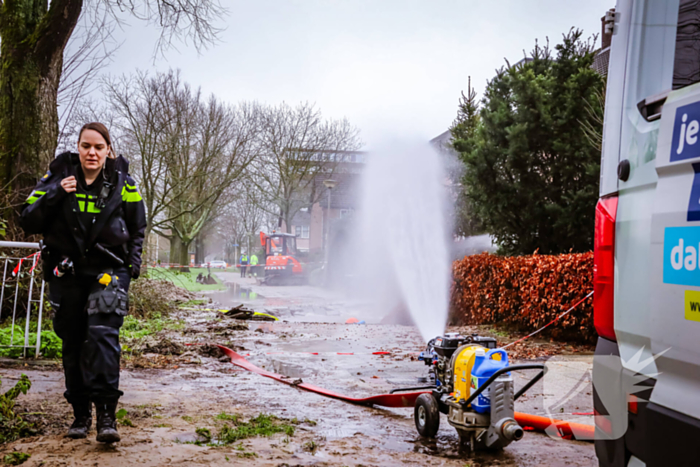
356, 141, 451, 342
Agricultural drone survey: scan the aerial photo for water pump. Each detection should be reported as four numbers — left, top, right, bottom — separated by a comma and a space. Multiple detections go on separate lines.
392, 332, 546, 451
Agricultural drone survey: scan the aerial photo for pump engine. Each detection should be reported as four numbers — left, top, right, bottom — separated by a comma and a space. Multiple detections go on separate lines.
395, 332, 546, 451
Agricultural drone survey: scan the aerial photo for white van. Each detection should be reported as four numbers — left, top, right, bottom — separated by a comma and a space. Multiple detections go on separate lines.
594, 1, 700, 465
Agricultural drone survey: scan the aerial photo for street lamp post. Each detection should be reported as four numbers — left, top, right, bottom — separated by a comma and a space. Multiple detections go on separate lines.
322, 179, 337, 266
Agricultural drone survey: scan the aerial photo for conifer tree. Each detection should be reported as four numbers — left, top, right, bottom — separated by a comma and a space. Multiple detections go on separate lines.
450, 77, 484, 237
452, 30, 604, 255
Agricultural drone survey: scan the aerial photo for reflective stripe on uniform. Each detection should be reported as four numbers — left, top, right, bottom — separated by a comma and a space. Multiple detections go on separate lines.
26, 190, 46, 205
121, 184, 142, 202
75, 193, 101, 213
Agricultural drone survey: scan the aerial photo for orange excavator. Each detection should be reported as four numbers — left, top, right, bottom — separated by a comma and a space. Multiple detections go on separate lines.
259, 231, 304, 285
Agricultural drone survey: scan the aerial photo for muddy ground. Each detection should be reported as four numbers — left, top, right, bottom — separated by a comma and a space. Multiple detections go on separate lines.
1, 274, 597, 466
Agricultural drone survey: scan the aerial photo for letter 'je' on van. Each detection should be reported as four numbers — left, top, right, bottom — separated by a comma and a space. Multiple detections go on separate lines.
676, 113, 700, 156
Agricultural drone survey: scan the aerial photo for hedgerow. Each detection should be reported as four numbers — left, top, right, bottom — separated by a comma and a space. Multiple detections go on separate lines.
450, 252, 594, 343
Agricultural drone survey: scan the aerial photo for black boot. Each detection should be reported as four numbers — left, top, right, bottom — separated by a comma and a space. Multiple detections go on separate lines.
66, 401, 92, 439
95, 402, 120, 443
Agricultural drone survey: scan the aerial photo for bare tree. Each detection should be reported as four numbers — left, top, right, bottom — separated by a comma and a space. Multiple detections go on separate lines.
216, 184, 277, 262
106, 70, 262, 264
100, 0, 224, 56
0, 0, 225, 226
56, 2, 121, 153
103, 70, 177, 246
250, 102, 361, 233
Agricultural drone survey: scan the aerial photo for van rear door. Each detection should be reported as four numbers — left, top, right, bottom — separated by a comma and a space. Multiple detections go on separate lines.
649, 3, 700, 425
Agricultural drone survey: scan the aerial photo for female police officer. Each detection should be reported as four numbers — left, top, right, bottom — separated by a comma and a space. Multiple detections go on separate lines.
21, 122, 146, 443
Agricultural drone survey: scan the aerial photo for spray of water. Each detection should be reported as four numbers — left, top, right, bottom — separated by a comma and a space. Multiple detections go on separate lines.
355, 141, 451, 342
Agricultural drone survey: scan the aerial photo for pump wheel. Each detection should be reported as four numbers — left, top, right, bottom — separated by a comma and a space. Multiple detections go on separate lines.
414, 394, 440, 438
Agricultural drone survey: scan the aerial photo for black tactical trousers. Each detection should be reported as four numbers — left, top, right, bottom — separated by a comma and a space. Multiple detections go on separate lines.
48, 269, 129, 405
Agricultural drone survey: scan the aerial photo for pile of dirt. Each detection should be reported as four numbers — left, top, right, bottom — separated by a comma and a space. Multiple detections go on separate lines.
193, 343, 225, 358
129, 336, 185, 356
129, 278, 197, 318
124, 351, 202, 369
196, 272, 217, 284
202, 319, 249, 333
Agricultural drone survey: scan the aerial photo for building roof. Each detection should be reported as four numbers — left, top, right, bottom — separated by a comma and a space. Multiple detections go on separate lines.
430, 130, 457, 156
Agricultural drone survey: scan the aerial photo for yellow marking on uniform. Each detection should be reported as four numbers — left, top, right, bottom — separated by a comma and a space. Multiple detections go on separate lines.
121, 185, 142, 202
26, 190, 46, 204
87, 201, 100, 213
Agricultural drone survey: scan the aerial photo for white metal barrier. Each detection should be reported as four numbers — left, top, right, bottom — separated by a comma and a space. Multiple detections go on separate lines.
0, 241, 45, 358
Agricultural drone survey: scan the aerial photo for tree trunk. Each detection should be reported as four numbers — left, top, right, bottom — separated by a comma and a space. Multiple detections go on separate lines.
169, 236, 190, 266
142, 225, 153, 266
284, 212, 293, 234
0, 1, 83, 225
194, 235, 204, 264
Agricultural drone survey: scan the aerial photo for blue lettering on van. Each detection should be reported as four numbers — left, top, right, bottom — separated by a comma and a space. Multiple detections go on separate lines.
672, 102, 700, 162
664, 227, 700, 286
688, 163, 700, 221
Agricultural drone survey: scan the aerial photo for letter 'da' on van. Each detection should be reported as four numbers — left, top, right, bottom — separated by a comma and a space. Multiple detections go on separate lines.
670, 239, 698, 271
672, 238, 684, 270
664, 227, 700, 286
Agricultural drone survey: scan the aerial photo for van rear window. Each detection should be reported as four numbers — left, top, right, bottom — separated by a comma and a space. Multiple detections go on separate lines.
675, 0, 700, 89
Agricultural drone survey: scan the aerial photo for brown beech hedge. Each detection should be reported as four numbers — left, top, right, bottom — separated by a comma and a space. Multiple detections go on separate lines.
450, 252, 594, 344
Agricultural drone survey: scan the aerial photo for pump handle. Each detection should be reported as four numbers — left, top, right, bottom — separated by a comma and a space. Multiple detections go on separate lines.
459, 363, 547, 409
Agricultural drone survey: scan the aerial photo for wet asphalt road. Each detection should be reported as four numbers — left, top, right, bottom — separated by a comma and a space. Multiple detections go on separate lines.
202, 272, 598, 466
0, 273, 597, 466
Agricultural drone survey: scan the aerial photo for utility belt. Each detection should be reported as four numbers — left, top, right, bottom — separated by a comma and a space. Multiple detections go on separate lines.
42, 243, 129, 323
86, 271, 129, 318
42, 241, 126, 279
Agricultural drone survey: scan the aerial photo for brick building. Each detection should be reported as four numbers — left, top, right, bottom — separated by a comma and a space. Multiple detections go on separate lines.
289, 151, 366, 254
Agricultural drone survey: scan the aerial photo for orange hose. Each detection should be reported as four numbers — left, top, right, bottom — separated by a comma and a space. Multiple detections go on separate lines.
514, 412, 595, 441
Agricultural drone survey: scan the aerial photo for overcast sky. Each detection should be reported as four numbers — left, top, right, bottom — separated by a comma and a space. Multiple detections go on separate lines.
100, 0, 614, 149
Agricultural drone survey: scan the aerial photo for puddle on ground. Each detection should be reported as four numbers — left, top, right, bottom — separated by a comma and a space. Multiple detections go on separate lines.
269, 357, 320, 379
210, 282, 264, 304
172, 431, 209, 444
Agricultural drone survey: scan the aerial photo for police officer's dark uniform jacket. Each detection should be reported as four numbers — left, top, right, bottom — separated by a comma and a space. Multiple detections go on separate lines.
20, 151, 146, 411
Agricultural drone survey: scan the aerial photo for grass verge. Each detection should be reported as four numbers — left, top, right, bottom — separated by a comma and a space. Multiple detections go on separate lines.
120, 314, 184, 341
146, 268, 227, 292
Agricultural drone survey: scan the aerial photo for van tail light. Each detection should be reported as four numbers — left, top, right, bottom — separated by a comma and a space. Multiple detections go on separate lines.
594, 196, 618, 341
628, 394, 639, 415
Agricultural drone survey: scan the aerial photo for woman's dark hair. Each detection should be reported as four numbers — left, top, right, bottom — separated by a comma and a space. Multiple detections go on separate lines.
78, 122, 112, 147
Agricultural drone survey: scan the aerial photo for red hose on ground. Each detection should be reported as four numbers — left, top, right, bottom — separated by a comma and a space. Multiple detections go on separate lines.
217, 345, 427, 408
217, 345, 594, 441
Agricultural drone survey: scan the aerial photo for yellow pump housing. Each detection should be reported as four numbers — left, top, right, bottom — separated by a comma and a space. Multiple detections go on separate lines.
452, 345, 483, 402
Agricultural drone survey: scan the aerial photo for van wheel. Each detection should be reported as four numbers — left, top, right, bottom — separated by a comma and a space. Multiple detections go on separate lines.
414, 394, 440, 438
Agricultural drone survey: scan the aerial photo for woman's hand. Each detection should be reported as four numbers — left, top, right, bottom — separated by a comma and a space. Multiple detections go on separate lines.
61, 176, 77, 193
